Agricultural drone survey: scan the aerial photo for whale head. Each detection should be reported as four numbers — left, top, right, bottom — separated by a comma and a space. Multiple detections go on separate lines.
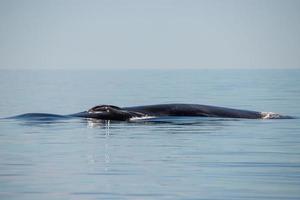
85, 105, 133, 121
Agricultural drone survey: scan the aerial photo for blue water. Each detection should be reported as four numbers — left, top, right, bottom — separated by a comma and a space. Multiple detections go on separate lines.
0, 69, 300, 200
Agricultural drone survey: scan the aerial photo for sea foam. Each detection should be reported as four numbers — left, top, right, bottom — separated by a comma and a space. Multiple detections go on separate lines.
260, 112, 292, 119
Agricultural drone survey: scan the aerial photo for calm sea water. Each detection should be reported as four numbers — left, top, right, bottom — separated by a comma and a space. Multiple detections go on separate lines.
0, 69, 300, 200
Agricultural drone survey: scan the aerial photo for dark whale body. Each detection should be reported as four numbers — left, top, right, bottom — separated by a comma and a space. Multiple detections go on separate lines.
70, 104, 269, 120
8, 103, 291, 121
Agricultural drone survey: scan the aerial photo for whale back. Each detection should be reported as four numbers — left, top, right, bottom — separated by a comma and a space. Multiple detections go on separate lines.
124, 104, 263, 119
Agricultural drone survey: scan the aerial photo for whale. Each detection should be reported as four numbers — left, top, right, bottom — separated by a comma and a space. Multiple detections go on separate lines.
71, 104, 290, 120
8, 104, 292, 121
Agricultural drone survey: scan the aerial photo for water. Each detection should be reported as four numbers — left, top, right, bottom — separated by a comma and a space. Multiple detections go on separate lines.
0, 69, 300, 200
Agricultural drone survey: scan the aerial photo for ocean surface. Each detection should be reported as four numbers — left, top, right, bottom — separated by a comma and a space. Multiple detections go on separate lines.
0, 69, 300, 200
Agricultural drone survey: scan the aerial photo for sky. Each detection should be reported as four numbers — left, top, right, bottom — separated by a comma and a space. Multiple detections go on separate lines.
0, 0, 299, 70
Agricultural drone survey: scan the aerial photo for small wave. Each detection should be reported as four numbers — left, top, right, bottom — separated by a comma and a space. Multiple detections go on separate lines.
260, 112, 293, 119
129, 116, 156, 121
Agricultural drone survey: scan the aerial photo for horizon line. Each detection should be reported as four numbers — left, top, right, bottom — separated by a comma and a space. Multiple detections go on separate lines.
1, 67, 300, 71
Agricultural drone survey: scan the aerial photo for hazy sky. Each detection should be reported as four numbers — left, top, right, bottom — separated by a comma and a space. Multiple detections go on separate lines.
0, 0, 299, 69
